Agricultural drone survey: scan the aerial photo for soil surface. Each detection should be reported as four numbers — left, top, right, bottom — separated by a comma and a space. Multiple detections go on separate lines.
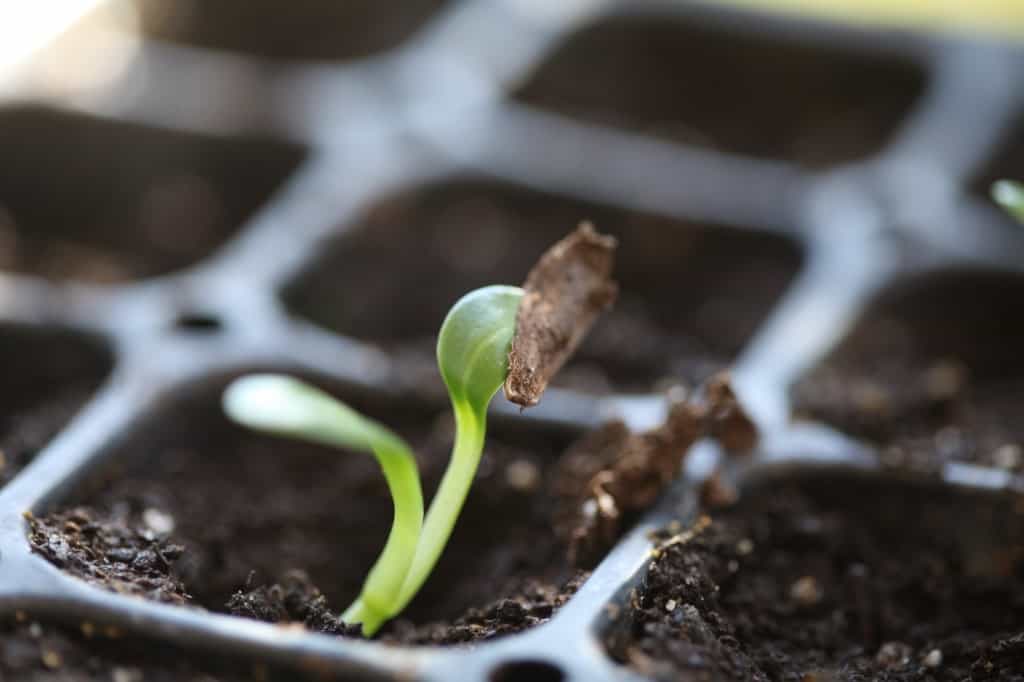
606, 470, 1024, 681
129, 0, 448, 61
793, 269, 1024, 471
283, 179, 801, 396
0, 328, 111, 488
30, 376, 592, 645
29, 506, 190, 606
0, 105, 303, 283
514, 16, 925, 168
0, 614, 354, 681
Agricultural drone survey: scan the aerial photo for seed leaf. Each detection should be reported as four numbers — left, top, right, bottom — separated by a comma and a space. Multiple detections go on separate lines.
222, 374, 423, 635
993, 180, 1024, 223
436, 285, 524, 411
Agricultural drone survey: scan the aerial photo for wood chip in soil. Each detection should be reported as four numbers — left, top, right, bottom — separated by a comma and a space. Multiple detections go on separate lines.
556, 372, 757, 567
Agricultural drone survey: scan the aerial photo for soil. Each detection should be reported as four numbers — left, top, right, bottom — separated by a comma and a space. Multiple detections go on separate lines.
30, 375, 592, 645
29, 506, 189, 606
282, 179, 801, 397
127, 0, 448, 61
0, 328, 111, 488
606, 470, 1024, 681
792, 269, 1024, 471
514, 16, 925, 168
0, 105, 303, 283
0, 614, 355, 681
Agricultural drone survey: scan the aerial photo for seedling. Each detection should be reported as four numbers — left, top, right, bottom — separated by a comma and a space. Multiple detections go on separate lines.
222, 285, 523, 635
992, 179, 1024, 223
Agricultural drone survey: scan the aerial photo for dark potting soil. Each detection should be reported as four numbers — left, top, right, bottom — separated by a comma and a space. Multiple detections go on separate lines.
0, 328, 111, 488
513, 16, 925, 168
792, 269, 1024, 471
282, 179, 801, 396
28, 505, 190, 606
606, 471, 1024, 681
0, 615, 354, 681
0, 105, 303, 283
128, 0, 448, 62
30, 376, 592, 645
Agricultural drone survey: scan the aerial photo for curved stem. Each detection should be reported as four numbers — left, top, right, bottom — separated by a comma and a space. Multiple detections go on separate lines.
222, 376, 424, 636
340, 430, 424, 634
394, 399, 486, 613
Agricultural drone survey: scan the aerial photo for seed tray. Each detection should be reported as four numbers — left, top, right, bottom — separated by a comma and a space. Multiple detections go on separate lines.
1, 1, 1023, 680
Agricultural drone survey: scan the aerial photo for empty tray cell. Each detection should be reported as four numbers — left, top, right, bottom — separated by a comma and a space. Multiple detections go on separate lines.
0, 325, 111, 488
0, 105, 304, 283
792, 269, 1024, 470
604, 467, 1024, 681
514, 16, 926, 168
126, 0, 449, 61
32, 373, 592, 644
282, 179, 802, 395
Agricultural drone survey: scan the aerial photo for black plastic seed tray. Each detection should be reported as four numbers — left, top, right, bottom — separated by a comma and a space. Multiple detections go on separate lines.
1, 1, 1023, 680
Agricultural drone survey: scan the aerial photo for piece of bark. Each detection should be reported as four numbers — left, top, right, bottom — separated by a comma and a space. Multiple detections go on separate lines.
555, 373, 758, 567
557, 401, 704, 567
504, 222, 618, 407
705, 371, 758, 453
553, 420, 631, 568
699, 469, 738, 509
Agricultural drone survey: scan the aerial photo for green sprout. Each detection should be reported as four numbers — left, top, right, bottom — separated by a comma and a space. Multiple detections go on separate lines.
992, 180, 1024, 223
222, 285, 523, 635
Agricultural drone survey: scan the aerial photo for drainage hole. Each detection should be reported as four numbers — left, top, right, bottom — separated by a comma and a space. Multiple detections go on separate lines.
174, 312, 223, 332
490, 660, 565, 682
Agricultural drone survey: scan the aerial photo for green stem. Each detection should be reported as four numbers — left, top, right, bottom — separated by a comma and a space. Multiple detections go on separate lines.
221, 376, 423, 636
339, 429, 424, 634
393, 399, 486, 613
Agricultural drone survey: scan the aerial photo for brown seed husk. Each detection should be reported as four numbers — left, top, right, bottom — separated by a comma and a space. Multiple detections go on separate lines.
504, 222, 618, 407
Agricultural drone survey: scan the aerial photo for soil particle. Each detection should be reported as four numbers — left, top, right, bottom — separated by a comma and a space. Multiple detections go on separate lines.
704, 372, 758, 454
557, 373, 756, 567
384, 573, 590, 645
226, 569, 590, 646
505, 222, 618, 407
225, 570, 362, 637
27, 506, 189, 605
699, 471, 738, 509
606, 477, 1024, 681
556, 400, 703, 567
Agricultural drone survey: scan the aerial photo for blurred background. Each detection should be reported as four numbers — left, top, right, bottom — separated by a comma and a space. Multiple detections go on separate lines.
1, 0, 1021, 281
0, 0, 1023, 426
